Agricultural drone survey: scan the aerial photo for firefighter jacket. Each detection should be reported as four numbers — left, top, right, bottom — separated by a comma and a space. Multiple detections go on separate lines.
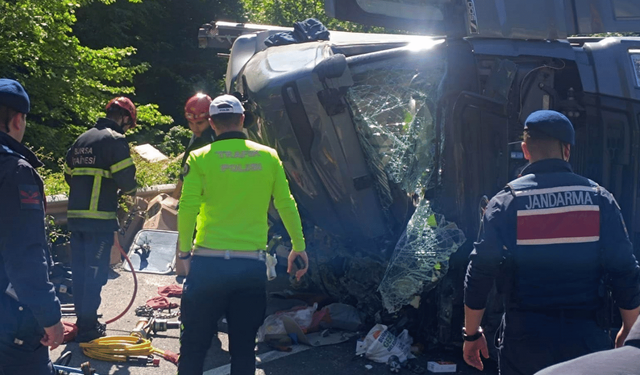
0, 132, 61, 335
464, 158, 640, 311
65, 118, 137, 233
178, 131, 305, 253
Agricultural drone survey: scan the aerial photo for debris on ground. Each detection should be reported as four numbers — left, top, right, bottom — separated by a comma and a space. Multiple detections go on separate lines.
356, 324, 415, 364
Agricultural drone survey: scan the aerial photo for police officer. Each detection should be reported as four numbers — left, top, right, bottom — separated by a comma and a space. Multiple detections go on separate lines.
177, 95, 308, 375
463, 110, 640, 374
172, 93, 215, 200
64, 97, 138, 342
0, 78, 64, 374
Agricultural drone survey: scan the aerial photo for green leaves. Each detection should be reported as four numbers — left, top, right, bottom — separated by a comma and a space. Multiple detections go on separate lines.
241, 0, 385, 32
0, 0, 150, 161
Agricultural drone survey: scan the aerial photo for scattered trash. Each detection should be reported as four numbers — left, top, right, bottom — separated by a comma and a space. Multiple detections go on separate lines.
427, 361, 457, 373
365, 365, 373, 370
146, 296, 178, 310
158, 284, 183, 297
388, 355, 401, 373
318, 303, 363, 331
356, 324, 415, 364
258, 304, 318, 342
281, 315, 356, 347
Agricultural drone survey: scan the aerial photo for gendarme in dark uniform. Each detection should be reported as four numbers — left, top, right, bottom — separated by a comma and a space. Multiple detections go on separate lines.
462, 110, 640, 375
0, 79, 63, 374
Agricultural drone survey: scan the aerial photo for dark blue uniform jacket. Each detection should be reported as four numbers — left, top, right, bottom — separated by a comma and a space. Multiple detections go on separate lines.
0, 132, 61, 335
535, 316, 640, 375
179, 126, 215, 181
465, 159, 640, 311
65, 118, 137, 232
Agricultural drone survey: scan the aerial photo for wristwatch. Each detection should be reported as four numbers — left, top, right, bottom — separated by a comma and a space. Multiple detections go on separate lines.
462, 327, 483, 342
178, 252, 191, 260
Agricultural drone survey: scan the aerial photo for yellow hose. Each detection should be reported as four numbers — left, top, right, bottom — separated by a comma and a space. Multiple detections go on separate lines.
79, 336, 165, 363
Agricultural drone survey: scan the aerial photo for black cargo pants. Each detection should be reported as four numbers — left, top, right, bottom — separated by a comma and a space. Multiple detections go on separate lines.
498, 310, 612, 375
178, 256, 267, 375
70, 231, 113, 331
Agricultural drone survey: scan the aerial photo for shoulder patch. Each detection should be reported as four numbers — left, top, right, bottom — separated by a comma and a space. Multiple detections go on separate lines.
19, 184, 43, 210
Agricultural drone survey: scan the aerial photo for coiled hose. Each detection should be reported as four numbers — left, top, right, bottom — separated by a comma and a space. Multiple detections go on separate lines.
79, 242, 179, 365
79, 335, 178, 364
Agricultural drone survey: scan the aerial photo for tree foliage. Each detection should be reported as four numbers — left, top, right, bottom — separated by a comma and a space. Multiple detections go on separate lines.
0, 0, 167, 164
241, 0, 381, 31
74, 0, 244, 130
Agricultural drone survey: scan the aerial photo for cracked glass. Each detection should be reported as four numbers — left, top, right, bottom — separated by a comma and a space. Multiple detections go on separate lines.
346, 52, 467, 312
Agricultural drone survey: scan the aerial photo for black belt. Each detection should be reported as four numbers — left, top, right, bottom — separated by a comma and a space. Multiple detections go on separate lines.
510, 308, 597, 321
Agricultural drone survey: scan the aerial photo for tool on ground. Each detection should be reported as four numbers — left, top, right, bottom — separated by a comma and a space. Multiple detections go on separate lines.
53, 358, 97, 375
131, 316, 181, 339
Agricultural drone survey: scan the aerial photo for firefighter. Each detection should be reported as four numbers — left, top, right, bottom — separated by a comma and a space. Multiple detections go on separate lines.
177, 94, 308, 375
64, 97, 138, 342
0, 78, 64, 374
463, 110, 640, 374
172, 93, 215, 199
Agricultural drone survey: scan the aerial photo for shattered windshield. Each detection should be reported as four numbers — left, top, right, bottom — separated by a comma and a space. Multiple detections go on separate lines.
346, 51, 466, 313
346, 54, 444, 201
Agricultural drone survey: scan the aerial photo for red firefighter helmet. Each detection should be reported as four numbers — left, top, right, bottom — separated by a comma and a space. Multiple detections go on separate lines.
184, 93, 212, 120
106, 97, 137, 127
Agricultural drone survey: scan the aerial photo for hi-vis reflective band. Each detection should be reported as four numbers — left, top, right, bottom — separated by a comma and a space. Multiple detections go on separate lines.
65, 166, 112, 178
65, 157, 133, 177
67, 210, 117, 220
517, 194, 600, 246
90, 175, 102, 212
110, 158, 134, 174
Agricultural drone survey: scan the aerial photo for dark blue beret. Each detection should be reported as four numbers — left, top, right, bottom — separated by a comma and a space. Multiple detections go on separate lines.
0, 78, 30, 114
524, 110, 575, 145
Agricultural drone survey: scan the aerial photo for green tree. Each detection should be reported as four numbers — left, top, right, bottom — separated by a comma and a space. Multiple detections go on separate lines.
74, 0, 244, 131
241, 0, 381, 31
0, 0, 167, 164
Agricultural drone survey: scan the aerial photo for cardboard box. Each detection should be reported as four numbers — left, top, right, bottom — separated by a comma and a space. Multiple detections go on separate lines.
427, 361, 457, 373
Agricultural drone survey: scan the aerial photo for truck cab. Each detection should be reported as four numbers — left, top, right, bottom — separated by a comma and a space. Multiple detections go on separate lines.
199, 0, 640, 345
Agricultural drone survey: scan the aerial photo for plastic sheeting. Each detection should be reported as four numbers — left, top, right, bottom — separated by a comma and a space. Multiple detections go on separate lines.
346, 55, 466, 313
377, 199, 465, 313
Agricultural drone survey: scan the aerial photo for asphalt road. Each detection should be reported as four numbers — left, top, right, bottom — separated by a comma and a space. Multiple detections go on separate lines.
50, 265, 498, 375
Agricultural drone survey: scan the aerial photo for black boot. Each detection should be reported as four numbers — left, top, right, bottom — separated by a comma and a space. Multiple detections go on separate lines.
75, 320, 106, 343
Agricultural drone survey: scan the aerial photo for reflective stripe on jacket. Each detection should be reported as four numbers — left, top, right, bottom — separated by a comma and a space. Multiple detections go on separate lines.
65, 118, 137, 232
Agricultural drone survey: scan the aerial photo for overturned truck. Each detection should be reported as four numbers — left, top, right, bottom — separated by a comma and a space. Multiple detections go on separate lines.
199, 0, 640, 346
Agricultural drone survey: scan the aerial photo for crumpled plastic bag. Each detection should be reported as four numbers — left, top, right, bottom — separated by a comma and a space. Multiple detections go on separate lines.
319, 303, 363, 331
356, 324, 415, 363
257, 303, 318, 342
